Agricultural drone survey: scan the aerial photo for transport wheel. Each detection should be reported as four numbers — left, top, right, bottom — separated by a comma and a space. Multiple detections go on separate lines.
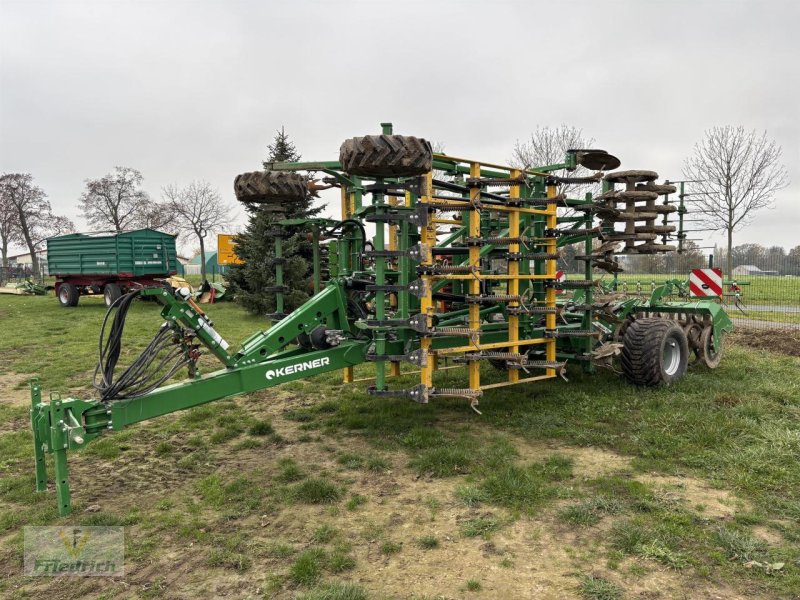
620, 318, 688, 386
104, 283, 122, 308
57, 283, 79, 307
233, 171, 308, 204
698, 326, 723, 369
339, 134, 433, 177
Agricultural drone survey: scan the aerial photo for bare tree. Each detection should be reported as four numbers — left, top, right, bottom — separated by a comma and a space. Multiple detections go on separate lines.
0, 173, 59, 277
133, 201, 177, 234
79, 166, 152, 232
683, 126, 789, 278
162, 181, 233, 282
0, 189, 20, 267
511, 125, 596, 197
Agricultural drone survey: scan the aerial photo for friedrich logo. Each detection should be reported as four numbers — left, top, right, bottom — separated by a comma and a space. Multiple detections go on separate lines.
24, 526, 124, 576
265, 356, 331, 380
58, 528, 91, 559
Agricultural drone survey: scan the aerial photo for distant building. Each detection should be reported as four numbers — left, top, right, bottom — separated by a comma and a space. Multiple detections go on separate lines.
7, 250, 47, 265
183, 252, 227, 277
732, 265, 779, 276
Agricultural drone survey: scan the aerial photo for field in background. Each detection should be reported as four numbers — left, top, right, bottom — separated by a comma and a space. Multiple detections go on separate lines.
0, 295, 799, 599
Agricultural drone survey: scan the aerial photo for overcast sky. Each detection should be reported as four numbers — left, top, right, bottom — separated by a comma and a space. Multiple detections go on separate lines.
1, 0, 798, 255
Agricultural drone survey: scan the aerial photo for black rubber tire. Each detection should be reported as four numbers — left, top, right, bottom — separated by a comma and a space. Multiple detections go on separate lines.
233, 171, 307, 204
103, 283, 122, 308
339, 134, 432, 177
57, 283, 79, 307
620, 318, 689, 386
698, 326, 723, 369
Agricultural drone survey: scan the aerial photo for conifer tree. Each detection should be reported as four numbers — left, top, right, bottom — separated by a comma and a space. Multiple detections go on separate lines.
226, 127, 322, 315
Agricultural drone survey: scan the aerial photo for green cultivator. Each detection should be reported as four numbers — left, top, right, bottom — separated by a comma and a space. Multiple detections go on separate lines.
29, 123, 732, 515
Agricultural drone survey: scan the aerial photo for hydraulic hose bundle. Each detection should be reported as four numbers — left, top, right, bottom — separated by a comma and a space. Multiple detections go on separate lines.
93, 291, 189, 402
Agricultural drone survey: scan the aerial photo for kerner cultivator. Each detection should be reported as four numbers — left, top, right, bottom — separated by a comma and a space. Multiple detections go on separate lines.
29, 123, 732, 515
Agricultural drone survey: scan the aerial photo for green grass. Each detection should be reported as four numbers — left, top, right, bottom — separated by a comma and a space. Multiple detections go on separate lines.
290, 548, 326, 585
297, 581, 368, 600
578, 575, 623, 600
275, 458, 306, 483
312, 524, 339, 543
417, 535, 439, 549
460, 516, 503, 539
292, 478, 342, 504
0, 294, 265, 390
611, 273, 800, 306
380, 540, 401, 555
1, 294, 800, 598
465, 579, 482, 592
248, 419, 274, 436
559, 496, 623, 526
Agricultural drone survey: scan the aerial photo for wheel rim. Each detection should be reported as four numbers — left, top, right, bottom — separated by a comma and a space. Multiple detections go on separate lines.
662, 337, 681, 375
59, 287, 68, 303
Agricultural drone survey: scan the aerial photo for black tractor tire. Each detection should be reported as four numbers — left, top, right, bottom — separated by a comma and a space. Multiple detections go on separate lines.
57, 283, 79, 307
621, 318, 689, 386
233, 171, 308, 204
339, 134, 433, 177
698, 326, 723, 369
103, 283, 122, 308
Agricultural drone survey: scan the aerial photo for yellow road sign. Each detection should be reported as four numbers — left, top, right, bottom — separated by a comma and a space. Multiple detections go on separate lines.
217, 234, 243, 265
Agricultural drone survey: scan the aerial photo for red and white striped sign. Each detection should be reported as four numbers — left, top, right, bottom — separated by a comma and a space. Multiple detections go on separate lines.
690, 268, 723, 297
555, 270, 566, 295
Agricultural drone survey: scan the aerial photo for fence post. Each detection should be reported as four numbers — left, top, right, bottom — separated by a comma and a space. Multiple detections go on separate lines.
708, 254, 714, 269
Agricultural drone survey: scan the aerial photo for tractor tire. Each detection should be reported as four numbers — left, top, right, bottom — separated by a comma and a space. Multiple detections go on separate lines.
339, 135, 433, 177
233, 171, 307, 204
620, 318, 688, 386
698, 326, 723, 369
57, 283, 79, 307
103, 283, 122, 308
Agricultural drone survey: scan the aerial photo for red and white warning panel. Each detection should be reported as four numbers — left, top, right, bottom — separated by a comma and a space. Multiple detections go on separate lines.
555, 270, 566, 295
690, 268, 723, 297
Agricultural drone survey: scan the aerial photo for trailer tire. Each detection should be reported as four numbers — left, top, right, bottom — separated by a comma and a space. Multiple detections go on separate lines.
58, 283, 79, 308
339, 134, 433, 177
104, 283, 122, 307
233, 171, 308, 204
621, 318, 688, 386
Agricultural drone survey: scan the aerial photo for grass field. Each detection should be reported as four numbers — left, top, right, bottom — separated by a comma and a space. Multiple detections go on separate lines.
605, 273, 800, 307
1, 295, 799, 599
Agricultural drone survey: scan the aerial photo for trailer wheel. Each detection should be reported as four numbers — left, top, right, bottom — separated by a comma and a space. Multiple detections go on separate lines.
233, 171, 308, 204
339, 134, 433, 177
58, 283, 79, 307
621, 318, 688, 386
104, 283, 122, 308
697, 326, 723, 369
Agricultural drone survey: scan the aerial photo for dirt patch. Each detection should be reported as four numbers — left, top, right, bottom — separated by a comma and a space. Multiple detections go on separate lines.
514, 438, 633, 479
752, 525, 784, 546
730, 329, 800, 357
3, 390, 774, 600
0, 371, 32, 407
636, 474, 746, 519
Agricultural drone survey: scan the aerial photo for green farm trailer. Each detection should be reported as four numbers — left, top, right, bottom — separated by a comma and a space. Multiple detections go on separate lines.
28, 125, 733, 515
47, 228, 179, 307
